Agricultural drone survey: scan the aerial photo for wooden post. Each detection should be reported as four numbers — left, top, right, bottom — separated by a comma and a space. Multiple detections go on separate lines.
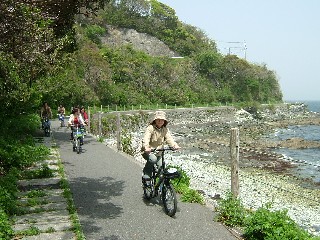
230, 128, 240, 197
98, 112, 102, 137
116, 113, 121, 151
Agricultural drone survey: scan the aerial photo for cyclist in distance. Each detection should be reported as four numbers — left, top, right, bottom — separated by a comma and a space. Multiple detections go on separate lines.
58, 104, 66, 116
68, 107, 86, 140
40, 102, 52, 129
141, 111, 180, 181
80, 106, 89, 125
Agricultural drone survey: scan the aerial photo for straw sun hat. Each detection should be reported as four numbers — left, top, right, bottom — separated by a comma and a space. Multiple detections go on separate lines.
151, 111, 168, 126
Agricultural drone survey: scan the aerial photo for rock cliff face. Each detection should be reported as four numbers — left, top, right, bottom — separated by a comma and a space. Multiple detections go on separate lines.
101, 25, 179, 57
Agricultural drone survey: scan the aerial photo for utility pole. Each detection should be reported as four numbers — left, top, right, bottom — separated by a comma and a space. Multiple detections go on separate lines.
244, 41, 247, 60
225, 41, 247, 59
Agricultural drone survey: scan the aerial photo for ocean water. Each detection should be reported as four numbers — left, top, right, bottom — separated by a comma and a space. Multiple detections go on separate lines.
270, 100, 320, 183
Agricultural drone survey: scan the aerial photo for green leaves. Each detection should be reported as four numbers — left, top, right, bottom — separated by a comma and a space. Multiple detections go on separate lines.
0, 209, 14, 240
84, 25, 106, 45
170, 166, 204, 204
244, 204, 314, 240
216, 195, 320, 240
215, 192, 247, 227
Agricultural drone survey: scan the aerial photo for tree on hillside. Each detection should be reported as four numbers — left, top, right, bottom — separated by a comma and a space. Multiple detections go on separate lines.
0, 0, 109, 115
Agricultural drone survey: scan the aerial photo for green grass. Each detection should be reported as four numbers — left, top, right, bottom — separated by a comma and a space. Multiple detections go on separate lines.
58, 159, 86, 239
171, 166, 204, 204
20, 164, 54, 179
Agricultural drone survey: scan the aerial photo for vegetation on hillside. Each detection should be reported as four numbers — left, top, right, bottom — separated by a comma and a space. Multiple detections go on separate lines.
1, 0, 282, 115
63, 0, 282, 108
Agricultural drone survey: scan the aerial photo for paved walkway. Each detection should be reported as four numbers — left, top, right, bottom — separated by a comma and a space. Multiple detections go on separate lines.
12, 120, 241, 240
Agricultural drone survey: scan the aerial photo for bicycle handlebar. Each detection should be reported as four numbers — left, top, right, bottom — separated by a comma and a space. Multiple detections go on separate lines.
151, 146, 177, 152
70, 124, 86, 128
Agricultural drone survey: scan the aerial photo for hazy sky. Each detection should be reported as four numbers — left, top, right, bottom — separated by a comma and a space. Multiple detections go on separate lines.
159, 0, 319, 101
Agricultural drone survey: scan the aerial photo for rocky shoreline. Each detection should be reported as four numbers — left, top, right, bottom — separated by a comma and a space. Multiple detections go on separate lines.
103, 103, 320, 236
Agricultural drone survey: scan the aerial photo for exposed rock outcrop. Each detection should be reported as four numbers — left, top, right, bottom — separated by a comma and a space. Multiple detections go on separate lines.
101, 25, 180, 57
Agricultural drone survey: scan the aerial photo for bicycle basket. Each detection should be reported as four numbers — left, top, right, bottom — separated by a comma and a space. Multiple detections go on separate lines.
73, 130, 83, 138
164, 168, 180, 179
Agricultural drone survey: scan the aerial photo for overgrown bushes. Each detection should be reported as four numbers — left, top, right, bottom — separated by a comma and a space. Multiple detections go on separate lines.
0, 209, 14, 240
0, 114, 51, 239
216, 193, 320, 240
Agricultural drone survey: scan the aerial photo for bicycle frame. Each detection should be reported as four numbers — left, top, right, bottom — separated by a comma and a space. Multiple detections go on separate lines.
42, 117, 50, 137
142, 147, 180, 216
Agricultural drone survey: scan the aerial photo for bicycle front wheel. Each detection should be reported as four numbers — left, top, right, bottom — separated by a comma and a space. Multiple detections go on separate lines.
162, 182, 177, 217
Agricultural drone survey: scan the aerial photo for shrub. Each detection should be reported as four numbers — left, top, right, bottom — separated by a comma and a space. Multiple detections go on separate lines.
0, 209, 14, 240
215, 192, 247, 227
0, 168, 19, 215
121, 131, 135, 156
0, 137, 50, 173
171, 166, 204, 204
243, 203, 318, 240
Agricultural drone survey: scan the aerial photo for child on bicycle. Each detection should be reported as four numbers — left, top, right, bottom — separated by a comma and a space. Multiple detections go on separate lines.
68, 107, 86, 142
141, 111, 180, 182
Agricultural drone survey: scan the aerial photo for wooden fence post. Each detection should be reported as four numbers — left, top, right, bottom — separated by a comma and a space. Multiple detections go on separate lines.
116, 113, 121, 151
98, 112, 102, 137
230, 127, 240, 197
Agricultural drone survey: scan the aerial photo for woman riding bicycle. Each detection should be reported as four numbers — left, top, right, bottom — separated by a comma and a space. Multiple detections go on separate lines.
141, 111, 180, 181
68, 107, 86, 141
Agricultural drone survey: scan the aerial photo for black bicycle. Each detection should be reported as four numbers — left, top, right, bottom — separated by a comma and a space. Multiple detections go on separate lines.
142, 147, 181, 217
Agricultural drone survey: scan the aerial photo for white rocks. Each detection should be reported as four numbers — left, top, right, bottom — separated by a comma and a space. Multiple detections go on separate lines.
166, 152, 320, 236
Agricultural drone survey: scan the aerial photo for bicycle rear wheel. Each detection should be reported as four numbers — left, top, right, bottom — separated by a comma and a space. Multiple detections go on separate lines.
162, 182, 177, 217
